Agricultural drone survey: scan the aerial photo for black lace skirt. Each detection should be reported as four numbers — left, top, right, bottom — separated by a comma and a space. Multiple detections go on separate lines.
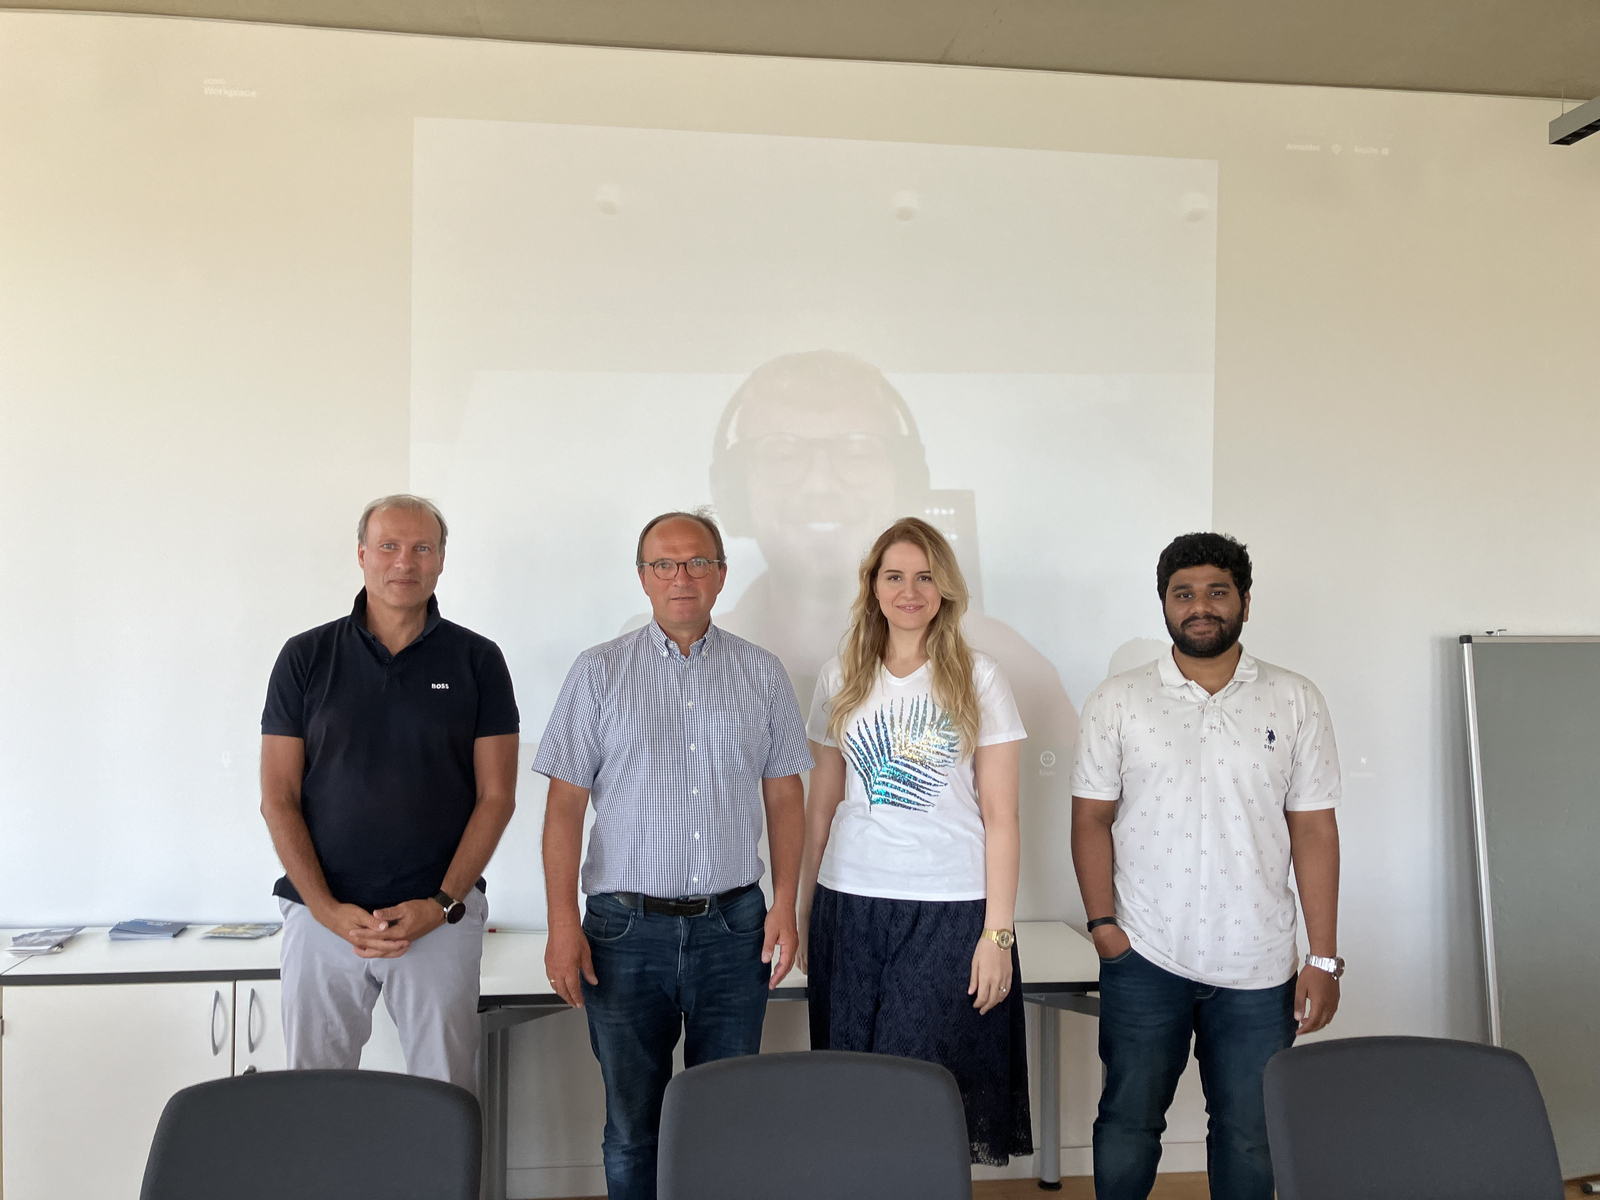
806, 884, 1034, 1166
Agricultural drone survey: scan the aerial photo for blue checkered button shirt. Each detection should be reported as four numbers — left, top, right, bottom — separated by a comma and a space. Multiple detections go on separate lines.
532, 621, 814, 898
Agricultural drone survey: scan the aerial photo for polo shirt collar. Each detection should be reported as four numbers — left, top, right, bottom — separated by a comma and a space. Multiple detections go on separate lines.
351, 588, 442, 655
648, 619, 719, 660
1157, 645, 1259, 694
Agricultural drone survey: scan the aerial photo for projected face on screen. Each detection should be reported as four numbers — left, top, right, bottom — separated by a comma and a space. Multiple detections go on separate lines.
720, 354, 903, 579
709, 347, 1078, 773
710, 352, 920, 687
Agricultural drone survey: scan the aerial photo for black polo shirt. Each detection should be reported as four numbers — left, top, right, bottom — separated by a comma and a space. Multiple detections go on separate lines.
262, 590, 520, 911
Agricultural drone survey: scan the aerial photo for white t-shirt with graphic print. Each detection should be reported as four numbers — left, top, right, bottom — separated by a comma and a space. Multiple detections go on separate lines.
1070, 649, 1341, 989
806, 652, 1027, 902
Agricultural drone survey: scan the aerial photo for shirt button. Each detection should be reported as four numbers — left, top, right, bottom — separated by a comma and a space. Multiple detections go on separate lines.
689, 743, 696, 751
692, 788, 699, 795
694, 831, 701, 840
687, 701, 693, 708
692, 876, 699, 884
661, 650, 668, 657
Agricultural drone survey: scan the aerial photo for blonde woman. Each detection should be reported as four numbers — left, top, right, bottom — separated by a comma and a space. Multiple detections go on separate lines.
798, 517, 1031, 1166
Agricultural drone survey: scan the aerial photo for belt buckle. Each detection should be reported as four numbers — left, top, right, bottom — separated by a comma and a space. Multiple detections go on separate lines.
683, 897, 710, 918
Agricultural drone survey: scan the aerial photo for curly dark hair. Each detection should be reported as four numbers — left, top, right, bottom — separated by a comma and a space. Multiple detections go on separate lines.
1156, 532, 1252, 598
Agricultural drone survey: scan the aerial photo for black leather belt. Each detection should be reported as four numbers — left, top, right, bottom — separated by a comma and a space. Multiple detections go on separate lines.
609, 882, 758, 918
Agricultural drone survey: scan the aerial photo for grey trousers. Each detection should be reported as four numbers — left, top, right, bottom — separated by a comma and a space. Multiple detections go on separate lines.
278, 890, 486, 1094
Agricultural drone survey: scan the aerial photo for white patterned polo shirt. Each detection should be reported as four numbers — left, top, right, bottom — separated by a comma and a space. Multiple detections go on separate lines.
1070, 649, 1340, 989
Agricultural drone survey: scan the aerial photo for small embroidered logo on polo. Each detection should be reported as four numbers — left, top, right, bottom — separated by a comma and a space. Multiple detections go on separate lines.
432, 683, 450, 690
1264, 727, 1276, 751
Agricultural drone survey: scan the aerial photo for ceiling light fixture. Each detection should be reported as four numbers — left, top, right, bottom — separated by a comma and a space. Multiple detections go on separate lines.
1550, 94, 1600, 145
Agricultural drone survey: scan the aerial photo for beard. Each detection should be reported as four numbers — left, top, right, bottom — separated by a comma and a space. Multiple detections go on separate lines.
1166, 610, 1245, 659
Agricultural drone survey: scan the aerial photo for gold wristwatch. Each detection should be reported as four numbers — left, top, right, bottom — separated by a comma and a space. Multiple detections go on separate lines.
983, 928, 1015, 950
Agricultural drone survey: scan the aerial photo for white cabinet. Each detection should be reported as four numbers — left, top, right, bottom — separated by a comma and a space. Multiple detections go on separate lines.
1, 982, 235, 1200
229, 978, 408, 1075
234, 979, 283, 1074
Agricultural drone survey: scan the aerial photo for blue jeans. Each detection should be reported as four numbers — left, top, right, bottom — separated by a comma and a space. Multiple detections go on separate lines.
580, 887, 771, 1200
1094, 948, 1296, 1200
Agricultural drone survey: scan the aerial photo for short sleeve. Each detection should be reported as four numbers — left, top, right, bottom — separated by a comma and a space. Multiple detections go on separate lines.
1285, 681, 1341, 811
975, 658, 1027, 747
805, 659, 845, 747
763, 661, 815, 778
473, 641, 520, 738
1069, 686, 1124, 801
261, 638, 308, 738
531, 653, 605, 789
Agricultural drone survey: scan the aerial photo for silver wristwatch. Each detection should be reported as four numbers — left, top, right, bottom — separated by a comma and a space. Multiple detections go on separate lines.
1304, 953, 1345, 979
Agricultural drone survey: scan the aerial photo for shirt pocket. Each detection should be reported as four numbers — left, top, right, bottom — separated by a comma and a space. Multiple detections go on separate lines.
706, 703, 771, 777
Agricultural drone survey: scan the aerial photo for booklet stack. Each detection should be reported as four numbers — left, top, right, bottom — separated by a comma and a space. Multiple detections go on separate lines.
203, 923, 282, 940
7, 927, 84, 956
109, 919, 188, 941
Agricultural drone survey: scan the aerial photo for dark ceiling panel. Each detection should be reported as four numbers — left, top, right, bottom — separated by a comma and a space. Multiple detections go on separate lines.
5, 0, 1598, 99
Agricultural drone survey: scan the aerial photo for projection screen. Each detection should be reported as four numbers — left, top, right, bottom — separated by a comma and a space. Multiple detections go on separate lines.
410, 119, 1216, 923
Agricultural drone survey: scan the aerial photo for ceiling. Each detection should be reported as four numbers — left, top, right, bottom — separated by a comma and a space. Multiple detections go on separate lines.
7, 0, 1600, 101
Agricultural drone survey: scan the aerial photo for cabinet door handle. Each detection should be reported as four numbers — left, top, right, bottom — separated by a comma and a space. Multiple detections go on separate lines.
210, 989, 227, 1057
247, 987, 262, 1054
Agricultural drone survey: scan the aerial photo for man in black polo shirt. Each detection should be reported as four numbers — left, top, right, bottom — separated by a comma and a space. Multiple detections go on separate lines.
260, 494, 519, 1091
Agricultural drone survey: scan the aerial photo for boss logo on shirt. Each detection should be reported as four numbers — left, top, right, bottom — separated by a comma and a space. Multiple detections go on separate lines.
432, 683, 450, 690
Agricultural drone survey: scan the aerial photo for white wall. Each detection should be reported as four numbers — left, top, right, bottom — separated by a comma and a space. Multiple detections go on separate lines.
2, 12, 1597, 1193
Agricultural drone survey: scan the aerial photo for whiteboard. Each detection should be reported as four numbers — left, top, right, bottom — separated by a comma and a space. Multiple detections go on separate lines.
1463, 634, 1600, 1179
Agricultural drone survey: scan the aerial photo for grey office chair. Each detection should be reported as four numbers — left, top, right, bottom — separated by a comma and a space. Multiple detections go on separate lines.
657, 1050, 973, 1200
1264, 1036, 1563, 1200
139, 1069, 481, 1200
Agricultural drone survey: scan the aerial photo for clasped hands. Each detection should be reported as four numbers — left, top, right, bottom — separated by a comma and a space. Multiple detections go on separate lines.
316, 898, 446, 958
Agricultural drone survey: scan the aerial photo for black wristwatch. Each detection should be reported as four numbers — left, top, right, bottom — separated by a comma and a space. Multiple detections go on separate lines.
433, 890, 466, 925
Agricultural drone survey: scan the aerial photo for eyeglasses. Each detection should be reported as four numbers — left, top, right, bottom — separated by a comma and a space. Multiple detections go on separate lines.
637, 557, 725, 580
746, 433, 891, 487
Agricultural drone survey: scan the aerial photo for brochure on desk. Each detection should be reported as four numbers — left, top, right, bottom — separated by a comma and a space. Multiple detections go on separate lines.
7, 927, 84, 955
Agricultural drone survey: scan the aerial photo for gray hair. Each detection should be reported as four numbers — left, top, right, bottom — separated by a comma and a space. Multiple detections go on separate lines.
358, 494, 449, 549
635, 506, 725, 565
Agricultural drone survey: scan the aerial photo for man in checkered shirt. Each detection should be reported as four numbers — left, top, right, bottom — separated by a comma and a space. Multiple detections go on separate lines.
1071, 532, 1342, 1200
535, 508, 813, 1200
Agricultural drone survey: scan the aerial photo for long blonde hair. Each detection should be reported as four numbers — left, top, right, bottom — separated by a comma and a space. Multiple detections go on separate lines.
826, 518, 981, 754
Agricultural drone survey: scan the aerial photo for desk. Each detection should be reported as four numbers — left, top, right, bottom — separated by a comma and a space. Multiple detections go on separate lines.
2, 928, 281, 984
3, 921, 1099, 1197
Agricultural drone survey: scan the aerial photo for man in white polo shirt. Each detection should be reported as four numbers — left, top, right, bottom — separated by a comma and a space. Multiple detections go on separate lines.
1070, 532, 1341, 1200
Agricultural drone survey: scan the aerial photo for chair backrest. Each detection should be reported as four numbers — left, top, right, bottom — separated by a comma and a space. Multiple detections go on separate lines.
657, 1051, 973, 1200
1264, 1036, 1563, 1200
140, 1069, 481, 1200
